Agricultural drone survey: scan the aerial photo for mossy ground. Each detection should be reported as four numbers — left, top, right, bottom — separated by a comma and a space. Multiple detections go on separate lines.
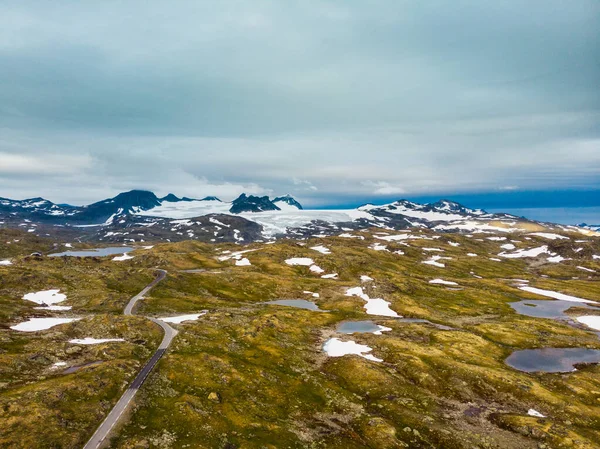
1, 229, 599, 448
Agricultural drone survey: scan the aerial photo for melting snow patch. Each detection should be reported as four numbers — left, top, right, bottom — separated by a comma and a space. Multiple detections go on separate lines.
235, 258, 251, 266
527, 409, 546, 418
529, 233, 568, 240
23, 289, 67, 306
422, 247, 444, 252
69, 338, 125, 345
422, 255, 450, 268
547, 255, 568, 263
448, 242, 460, 247
466, 253, 478, 257
489, 258, 502, 262
310, 265, 325, 274
285, 257, 315, 266
577, 266, 596, 273
323, 338, 382, 362
310, 245, 331, 254
500, 246, 549, 259
346, 287, 399, 317
0, 259, 12, 265
321, 273, 338, 279
369, 243, 388, 251
338, 233, 364, 239
303, 291, 320, 298
113, 253, 134, 261
429, 279, 458, 286
11, 317, 79, 332
159, 312, 207, 324
519, 286, 597, 304
576, 316, 600, 331
487, 237, 506, 241
360, 275, 374, 282
500, 243, 516, 250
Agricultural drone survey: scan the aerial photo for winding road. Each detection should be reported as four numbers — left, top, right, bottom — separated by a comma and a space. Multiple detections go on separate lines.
83, 269, 176, 449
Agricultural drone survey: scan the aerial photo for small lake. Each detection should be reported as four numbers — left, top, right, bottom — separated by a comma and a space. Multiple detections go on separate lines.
48, 247, 133, 257
264, 299, 326, 312
506, 348, 600, 373
510, 299, 600, 320
337, 320, 385, 334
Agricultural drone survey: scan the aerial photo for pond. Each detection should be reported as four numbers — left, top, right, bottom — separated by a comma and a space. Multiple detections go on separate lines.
510, 299, 600, 319
336, 320, 390, 334
264, 299, 326, 311
506, 348, 600, 373
48, 247, 133, 257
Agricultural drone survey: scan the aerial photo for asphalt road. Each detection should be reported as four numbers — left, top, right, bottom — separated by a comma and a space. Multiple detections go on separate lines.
82, 269, 176, 449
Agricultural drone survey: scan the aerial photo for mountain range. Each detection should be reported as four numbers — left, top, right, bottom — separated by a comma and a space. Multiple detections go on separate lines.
0, 190, 595, 244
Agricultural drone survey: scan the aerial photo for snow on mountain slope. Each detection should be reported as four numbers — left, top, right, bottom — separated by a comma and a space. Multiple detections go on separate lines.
136, 198, 231, 218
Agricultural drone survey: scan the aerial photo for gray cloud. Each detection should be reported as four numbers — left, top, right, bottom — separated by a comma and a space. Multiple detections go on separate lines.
0, 1, 598, 205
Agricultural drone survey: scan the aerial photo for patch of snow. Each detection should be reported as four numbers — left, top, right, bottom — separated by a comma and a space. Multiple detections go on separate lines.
448, 241, 460, 247
527, 409, 546, 418
310, 245, 331, 254
303, 291, 320, 298
235, 258, 251, 266
23, 289, 67, 306
547, 255, 568, 263
466, 253, 478, 257
577, 266, 596, 273
422, 255, 450, 268
11, 317, 79, 332
429, 279, 458, 286
487, 236, 507, 241
529, 233, 568, 240
346, 286, 399, 317
369, 243, 388, 251
323, 338, 382, 362
360, 275, 374, 282
338, 233, 364, 239
113, 253, 134, 261
0, 259, 13, 265
519, 286, 597, 304
489, 258, 502, 261
422, 247, 444, 252
35, 305, 72, 311
64, 243, 73, 248
576, 316, 600, 331
285, 257, 315, 266
500, 243, 516, 250
69, 338, 125, 345
309, 264, 325, 274
499, 246, 549, 259
159, 312, 207, 323
321, 273, 338, 279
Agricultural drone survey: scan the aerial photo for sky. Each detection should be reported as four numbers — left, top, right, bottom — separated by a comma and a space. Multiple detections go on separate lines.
0, 1, 599, 213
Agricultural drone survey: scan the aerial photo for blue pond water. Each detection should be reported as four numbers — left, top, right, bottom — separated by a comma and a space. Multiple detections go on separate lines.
506, 348, 600, 373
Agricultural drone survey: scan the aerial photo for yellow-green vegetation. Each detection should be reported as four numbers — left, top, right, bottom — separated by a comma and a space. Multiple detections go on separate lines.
1, 228, 600, 448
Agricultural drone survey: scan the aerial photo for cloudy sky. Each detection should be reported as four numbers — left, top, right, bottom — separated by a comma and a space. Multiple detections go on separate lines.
1, 1, 599, 209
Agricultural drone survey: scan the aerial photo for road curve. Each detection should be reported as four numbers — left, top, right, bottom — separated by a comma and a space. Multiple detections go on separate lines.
83, 269, 176, 449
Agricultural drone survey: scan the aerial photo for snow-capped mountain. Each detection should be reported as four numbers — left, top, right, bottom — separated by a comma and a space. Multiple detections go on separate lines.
1, 190, 596, 244
273, 194, 304, 210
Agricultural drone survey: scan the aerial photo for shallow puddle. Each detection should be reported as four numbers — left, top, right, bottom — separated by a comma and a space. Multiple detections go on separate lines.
506, 348, 600, 373
49, 247, 133, 257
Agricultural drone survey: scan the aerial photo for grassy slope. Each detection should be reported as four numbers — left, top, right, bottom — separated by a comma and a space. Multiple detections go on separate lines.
1, 229, 599, 448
